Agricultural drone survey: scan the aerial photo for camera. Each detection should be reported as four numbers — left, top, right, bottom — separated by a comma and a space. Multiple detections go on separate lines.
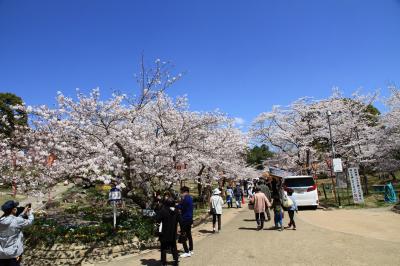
15, 203, 31, 219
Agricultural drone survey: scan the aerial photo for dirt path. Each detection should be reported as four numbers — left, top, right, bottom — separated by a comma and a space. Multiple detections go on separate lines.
94, 206, 400, 266
93, 206, 247, 266
299, 207, 400, 243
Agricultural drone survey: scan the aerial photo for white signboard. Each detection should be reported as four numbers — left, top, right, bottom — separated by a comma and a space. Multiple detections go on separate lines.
333, 158, 343, 173
348, 167, 364, 204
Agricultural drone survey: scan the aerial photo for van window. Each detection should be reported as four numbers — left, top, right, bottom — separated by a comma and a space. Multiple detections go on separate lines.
284, 177, 315, 187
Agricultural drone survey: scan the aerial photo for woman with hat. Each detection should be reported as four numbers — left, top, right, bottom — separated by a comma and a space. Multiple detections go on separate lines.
0, 200, 34, 266
209, 188, 224, 233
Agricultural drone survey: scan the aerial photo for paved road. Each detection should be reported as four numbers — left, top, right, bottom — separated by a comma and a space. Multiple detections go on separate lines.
98, 208, 400, 266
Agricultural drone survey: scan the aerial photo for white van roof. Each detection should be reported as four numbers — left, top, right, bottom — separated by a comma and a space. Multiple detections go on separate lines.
284, 175, 313, 179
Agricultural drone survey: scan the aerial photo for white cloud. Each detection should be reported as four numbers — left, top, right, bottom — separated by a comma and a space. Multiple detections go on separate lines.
234, 117, 245, 127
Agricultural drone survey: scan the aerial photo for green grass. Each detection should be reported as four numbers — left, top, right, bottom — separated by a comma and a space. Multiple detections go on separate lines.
317, 174, 399, 209
0, 189, 27, 205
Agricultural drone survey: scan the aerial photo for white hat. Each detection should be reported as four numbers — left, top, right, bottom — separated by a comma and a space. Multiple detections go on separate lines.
213, 188, 221, 195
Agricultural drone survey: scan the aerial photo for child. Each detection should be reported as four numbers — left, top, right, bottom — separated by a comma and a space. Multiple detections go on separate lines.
271, 194, 284, 231
226, 186, 234, 208
286, 188, 298, 230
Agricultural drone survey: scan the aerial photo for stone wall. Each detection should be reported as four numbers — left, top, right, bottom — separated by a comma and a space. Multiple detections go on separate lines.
24, 212, 211, 265
24, 238, 159, 266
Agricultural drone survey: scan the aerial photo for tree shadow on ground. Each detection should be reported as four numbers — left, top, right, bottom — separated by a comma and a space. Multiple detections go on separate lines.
140, 258, 159, 265
198, 229, 214, 234
238, 227, 258, 231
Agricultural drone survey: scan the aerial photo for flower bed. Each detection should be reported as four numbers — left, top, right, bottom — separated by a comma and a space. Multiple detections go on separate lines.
21, 186, 157, 265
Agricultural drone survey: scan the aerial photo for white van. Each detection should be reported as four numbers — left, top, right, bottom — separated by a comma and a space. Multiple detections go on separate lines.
283, 175, 318, 208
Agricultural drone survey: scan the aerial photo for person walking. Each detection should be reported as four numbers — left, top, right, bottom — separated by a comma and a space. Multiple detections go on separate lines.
233, 184, 243, 208
258, 180, 272, 221
243, 179, 248, 197
226, 186, 234, 208
247, 182, 254, 199
250, 187, 271, 231
156, 198, 181, 266
210, 188, 224, 233
271, 194, 284, 231
177, 186, 194, 258
285, 189, 298, 230
0, 200, 34, 266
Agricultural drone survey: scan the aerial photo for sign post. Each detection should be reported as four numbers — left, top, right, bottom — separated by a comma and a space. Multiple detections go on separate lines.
348, 167, 364, 204
109, 187, 122, 228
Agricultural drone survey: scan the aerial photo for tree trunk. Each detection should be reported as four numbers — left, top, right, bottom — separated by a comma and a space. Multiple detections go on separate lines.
197, 177, 202, 199
389, 172, 398, 181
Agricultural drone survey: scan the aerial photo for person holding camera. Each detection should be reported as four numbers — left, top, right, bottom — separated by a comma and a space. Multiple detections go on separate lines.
0, 200, 34, 266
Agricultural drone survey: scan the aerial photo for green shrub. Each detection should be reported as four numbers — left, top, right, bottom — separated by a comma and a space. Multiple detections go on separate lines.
24, 210, 154, 247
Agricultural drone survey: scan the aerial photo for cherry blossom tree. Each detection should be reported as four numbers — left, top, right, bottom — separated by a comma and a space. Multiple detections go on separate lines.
375, 86, 400, 179
0, 59, 249, 207
251, 89, 381, 174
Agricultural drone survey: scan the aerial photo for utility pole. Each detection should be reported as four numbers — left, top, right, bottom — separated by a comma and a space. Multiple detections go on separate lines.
327, 111, 341, 206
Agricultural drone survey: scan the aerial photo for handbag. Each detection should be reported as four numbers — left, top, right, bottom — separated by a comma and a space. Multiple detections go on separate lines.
283, 195, 294, 208
248, 195, 255, 210
209, 207, 216, 215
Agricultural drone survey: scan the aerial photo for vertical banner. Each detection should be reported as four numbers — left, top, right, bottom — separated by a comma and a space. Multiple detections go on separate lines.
348, 167, 364, 204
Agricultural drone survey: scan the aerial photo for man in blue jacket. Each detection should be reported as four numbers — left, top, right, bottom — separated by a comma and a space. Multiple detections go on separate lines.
177, 186, 193, 258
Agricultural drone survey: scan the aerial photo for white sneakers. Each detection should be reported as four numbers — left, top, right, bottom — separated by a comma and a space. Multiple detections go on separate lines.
180, 252, 191, 258
190, 251, 194, 255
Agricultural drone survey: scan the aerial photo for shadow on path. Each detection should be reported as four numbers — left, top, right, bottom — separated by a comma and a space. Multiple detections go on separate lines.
198, 229, 214, 234
243, 219, 256, 222
238, 227, 258, 231
263, 227, 278, 231
140, 258, 159, 266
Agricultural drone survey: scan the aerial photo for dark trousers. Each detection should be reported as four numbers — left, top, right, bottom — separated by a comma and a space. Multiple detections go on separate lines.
181, 220, 193, 253
212, 214, 221, 230
160, 241, 178, 266
255, 212, 265, 229
0, 258, 21, 266
288, 210, 296, 228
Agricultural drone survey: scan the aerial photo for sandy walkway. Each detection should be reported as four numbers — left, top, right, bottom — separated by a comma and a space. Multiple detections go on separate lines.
93, 205, 400, 266
93, 205, 247, 266
299, 207, 400, 243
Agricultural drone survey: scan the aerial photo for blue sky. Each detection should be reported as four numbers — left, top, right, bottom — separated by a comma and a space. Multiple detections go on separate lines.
1, 0, 400, 129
